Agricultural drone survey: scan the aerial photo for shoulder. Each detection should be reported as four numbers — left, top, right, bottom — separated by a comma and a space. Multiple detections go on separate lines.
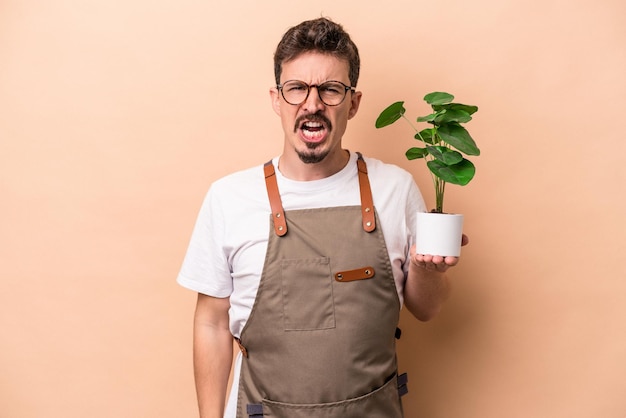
210, 163, 266, 195
204, 163, 271, 208
196, 162, 271, 226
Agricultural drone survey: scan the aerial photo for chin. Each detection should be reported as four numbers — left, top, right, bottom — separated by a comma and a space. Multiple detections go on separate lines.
297, 150, 329, 164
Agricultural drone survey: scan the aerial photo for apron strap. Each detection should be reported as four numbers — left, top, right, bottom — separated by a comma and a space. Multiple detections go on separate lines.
263, 161, 288, 237
397, 372, 409, 397
395, 327, 402, 339
263, 153, 375, 236
356, 152, 376, 232
234, 336, 249, 358
246, 403, 264, 417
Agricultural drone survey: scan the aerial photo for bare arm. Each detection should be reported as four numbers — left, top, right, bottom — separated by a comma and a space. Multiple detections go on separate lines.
403, 235, 468, 321
193, 293, 233, 418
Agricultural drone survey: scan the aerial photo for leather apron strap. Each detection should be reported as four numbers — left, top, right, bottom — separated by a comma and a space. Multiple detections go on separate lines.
263, 152, 376, 236
263, 161, 287, 236
356, 152, 376, 232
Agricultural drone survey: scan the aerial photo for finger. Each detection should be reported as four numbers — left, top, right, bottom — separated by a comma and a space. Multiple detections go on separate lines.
444, 256, 459, 266
432, 255, 447, 264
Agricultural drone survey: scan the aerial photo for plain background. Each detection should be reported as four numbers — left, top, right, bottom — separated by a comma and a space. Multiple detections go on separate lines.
1, 0, 625, 417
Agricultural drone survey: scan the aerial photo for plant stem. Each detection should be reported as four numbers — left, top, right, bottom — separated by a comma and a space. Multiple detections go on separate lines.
401, 114, 419, 134
433, 129, 446, 213
402, 114, 446, 212
434, 178, 445, 213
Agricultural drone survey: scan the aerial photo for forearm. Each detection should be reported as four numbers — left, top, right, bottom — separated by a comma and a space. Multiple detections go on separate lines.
193, 299, 233, 418
403, 265, 451, 322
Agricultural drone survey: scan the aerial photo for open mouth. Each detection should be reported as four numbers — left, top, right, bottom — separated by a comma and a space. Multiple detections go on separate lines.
296, 114, 332, 142
301, 122, 325, 142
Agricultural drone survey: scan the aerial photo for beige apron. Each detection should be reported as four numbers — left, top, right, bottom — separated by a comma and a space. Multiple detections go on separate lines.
235, 154, 407, 418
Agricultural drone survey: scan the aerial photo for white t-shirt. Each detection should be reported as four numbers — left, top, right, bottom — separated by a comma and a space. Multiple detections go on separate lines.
177, 151, 426, 416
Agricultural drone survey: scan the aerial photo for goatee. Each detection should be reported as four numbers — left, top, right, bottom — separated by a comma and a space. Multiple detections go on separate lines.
297, 144, 330, 164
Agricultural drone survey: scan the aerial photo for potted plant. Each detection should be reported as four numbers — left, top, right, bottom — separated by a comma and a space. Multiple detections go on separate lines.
375, 91, 480, 256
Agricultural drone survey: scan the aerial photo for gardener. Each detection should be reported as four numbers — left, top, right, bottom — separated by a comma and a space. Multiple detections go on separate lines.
177, 17, 466, 418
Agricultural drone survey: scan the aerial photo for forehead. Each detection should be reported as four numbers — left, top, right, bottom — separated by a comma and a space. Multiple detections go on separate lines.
280, 51, 350, 83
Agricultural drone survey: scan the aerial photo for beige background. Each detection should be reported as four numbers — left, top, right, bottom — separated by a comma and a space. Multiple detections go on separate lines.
1, 0, 625, 417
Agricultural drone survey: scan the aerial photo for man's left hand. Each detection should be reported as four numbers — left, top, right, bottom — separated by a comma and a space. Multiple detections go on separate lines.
410, 234, 469, 273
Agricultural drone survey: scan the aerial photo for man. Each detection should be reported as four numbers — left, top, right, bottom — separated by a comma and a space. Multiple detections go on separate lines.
178, 17, 464, 418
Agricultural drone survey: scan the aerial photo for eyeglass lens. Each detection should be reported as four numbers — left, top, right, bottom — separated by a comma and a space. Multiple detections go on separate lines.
280, 81, 350, 106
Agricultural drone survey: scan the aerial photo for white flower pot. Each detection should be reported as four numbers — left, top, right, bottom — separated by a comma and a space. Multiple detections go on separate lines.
415, 212, 464, 257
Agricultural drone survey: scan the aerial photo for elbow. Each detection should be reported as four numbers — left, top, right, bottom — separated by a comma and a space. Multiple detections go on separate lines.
406, 301, 442, 322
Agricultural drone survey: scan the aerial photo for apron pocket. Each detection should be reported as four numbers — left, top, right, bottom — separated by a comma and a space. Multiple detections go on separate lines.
261, 373, 403, 418
281, 257, 335, 331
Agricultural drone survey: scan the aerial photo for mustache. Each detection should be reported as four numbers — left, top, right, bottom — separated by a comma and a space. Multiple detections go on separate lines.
293, 112, 332, 133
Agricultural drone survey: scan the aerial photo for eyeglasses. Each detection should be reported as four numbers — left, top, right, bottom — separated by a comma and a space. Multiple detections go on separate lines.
277, 80, 355, 106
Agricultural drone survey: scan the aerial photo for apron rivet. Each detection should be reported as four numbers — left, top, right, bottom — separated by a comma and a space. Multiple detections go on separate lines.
365, 207, 371, 213
276, 213, 281, 218
366, 221, 372, 227
278, 226, 283, 231
365, 270, 371, 275
337, 274, 343, 280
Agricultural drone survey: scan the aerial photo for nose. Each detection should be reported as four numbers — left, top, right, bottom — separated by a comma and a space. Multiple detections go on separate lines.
302, 86, 326, 112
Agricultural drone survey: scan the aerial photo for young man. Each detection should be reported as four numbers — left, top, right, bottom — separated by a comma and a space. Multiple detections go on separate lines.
178, 17, 463, 418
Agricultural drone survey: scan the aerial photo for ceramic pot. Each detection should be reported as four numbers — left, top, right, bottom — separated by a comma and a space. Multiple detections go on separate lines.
415, 212, 464, 257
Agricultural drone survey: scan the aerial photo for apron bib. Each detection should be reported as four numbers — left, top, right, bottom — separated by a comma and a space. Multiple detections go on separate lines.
235, 154, 405, 417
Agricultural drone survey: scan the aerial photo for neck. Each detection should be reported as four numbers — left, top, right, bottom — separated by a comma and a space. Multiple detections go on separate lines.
278, 149, 350, 181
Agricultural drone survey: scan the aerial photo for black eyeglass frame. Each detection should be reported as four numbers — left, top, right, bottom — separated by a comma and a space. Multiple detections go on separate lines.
276, 80, 356, 106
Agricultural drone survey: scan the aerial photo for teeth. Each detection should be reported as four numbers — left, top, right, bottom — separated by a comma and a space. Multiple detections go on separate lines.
303, 121, 322, 129
302, 129, 324, 139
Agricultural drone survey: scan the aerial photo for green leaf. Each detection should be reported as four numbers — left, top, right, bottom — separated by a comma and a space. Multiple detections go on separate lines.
427, 159, 476, 185
415, 128, 436, 144
375, 101, 405, 128
432, 103, 478, 115
434, 109, 472, 124
416, 112, 438, 123
437, 123, 481, 156
426, 146, 463, 165
405, 147, 428, 160
424, 92, 454, 106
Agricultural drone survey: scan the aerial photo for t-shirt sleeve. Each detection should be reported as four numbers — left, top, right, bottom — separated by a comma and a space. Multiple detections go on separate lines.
402, 177, 427, 276
177, 186, 233, 298
407, 178, 427, 234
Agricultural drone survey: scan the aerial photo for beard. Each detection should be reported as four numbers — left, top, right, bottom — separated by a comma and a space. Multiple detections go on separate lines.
296, 142, 330, 164
294, 112, 333, 164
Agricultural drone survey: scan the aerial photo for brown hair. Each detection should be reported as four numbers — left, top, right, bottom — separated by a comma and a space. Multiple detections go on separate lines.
273, 17, 360, 87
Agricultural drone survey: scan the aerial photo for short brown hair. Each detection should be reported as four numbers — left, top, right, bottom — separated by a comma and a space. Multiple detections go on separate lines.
273, 17, 360, 87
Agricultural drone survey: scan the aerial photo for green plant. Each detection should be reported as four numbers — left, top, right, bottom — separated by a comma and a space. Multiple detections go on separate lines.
375, 91, 480, 213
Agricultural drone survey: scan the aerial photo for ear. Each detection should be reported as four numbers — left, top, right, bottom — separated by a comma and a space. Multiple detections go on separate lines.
270, 87, 281, 116
347, 90, 362, 120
